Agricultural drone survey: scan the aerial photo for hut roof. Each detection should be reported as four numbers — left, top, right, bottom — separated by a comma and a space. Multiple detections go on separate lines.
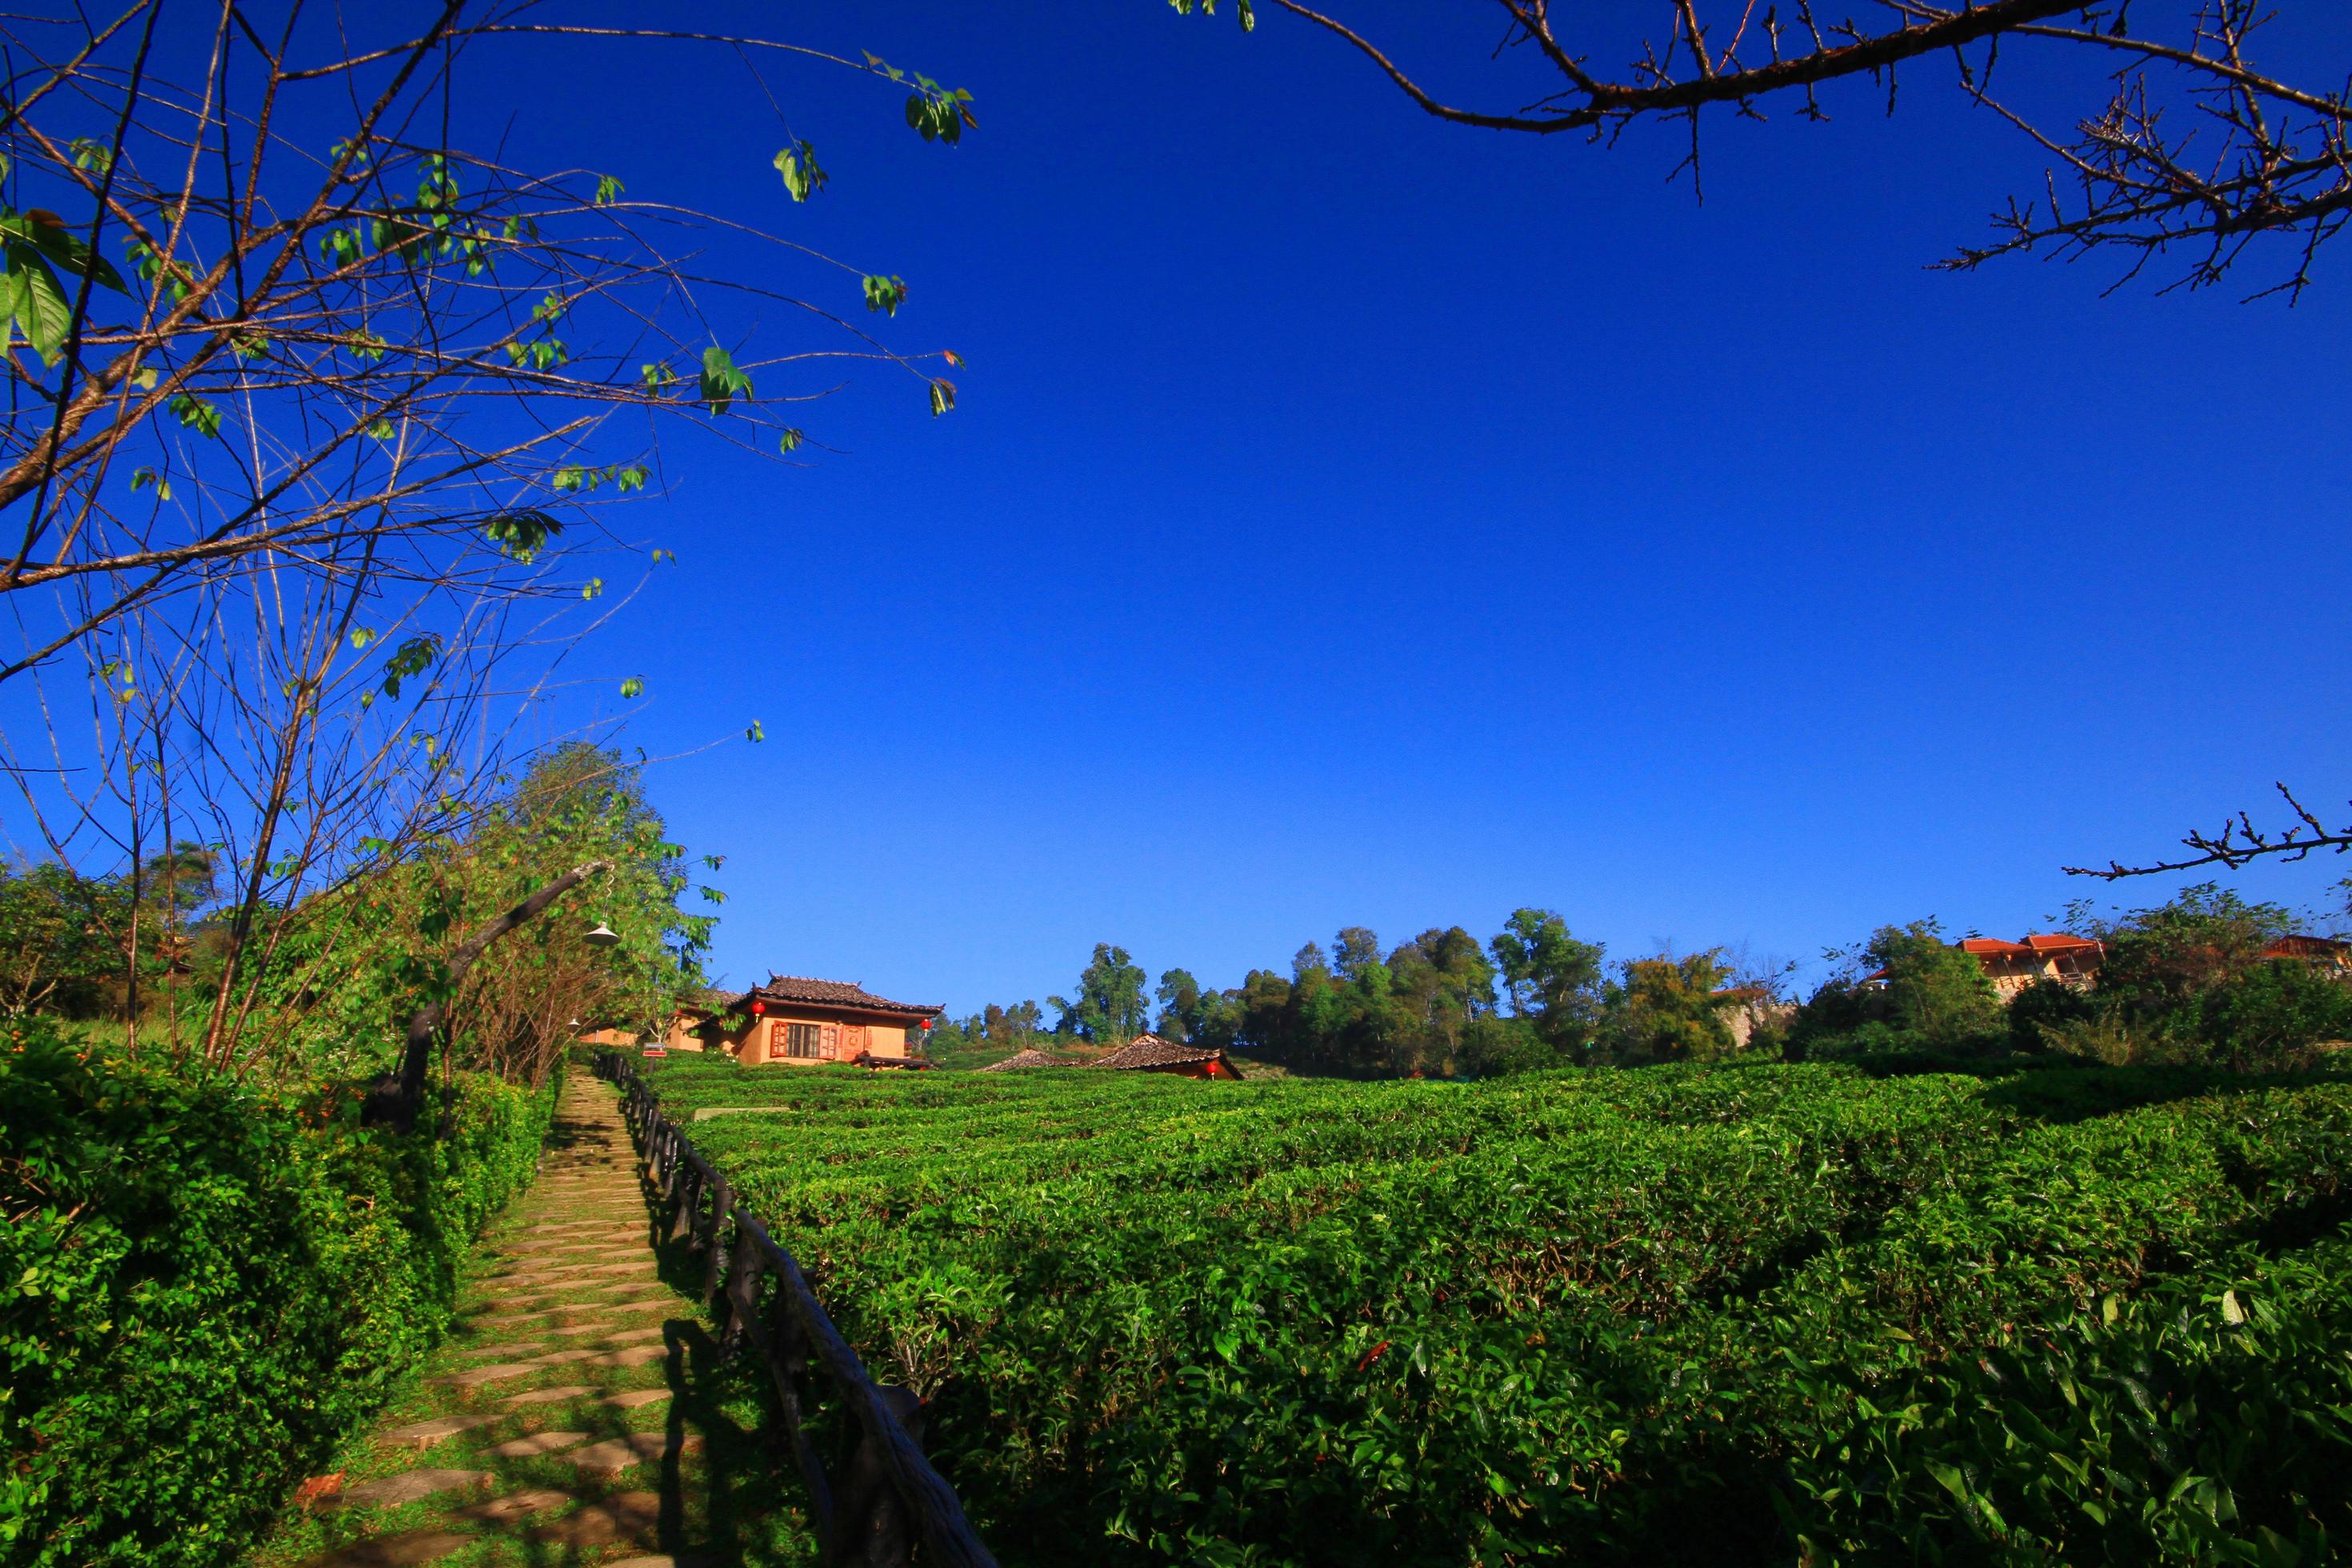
734, 974, 942, 1018
978, 1048, 1066, 1072
1089, 1033, 1232, 1071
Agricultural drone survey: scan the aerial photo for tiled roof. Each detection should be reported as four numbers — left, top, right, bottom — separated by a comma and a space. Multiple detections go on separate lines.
1959, 934, 2102, 959
2023, 934, 2102, 954
977, 1049, 1067, 1072
2265, 934, 2352, 959
738, 974, 942, 1017
1089, 1033, 1229, 1070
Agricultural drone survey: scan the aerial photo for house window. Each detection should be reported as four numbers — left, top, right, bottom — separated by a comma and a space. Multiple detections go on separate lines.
785, 1022, 822, 1059
821, 1026, 838, 1059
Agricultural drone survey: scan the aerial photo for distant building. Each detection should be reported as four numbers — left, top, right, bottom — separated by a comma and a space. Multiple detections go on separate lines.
2262, 934, 2352, 971
1087, 1032, 1245, 1080
658, 986, 736, 1051
704, 974, 943, 1067
1958, 934, 2105, 999
1711, 986, 1796, 1049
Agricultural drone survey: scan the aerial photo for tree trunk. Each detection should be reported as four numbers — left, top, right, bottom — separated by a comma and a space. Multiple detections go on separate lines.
362, 858, 613, 1134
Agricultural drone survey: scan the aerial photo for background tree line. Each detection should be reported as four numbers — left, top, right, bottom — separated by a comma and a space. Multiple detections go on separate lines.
928, 914, 1786, 1075
930, 883, 2352, 1076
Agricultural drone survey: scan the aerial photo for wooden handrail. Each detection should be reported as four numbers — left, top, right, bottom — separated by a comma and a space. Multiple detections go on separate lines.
596, 1052, 1000, 1568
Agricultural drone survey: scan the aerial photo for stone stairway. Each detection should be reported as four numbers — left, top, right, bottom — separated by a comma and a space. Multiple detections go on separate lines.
251, 1073, 814, 1568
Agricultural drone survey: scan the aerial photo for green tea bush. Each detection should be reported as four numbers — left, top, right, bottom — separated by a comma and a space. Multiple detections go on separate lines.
641, 1054, 2352, 1566
0, 1017, 554, 1568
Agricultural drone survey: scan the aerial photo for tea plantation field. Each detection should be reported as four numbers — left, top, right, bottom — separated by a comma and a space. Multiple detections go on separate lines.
641, 1055, 2352, 1566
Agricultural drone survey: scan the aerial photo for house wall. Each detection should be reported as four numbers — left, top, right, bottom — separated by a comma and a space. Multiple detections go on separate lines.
714, 1007, 913, 1066
662, 1011, 708, 1051
1976, 953, 2101, 1000
578, 1026, 638, 1046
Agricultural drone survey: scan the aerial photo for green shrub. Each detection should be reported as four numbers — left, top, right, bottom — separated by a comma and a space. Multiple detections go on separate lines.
0, 1017, 554, 1568
2008, 976, 2095, 1052
1778, 1238, 2352, 1563
640, 1056, 2352, 1566
2197, 961, 2352, 1070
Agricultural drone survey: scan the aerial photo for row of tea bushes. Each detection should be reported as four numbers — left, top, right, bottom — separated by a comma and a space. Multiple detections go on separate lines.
642, 1054, 2352, 1565
1, 1018, 557, 1568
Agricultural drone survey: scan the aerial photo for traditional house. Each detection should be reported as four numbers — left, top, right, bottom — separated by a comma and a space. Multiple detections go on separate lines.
2262, 934, 2352, 972
1087, 1032, 1244, 1079
704, 974, 943, 1067
1959, 934, 2104, 998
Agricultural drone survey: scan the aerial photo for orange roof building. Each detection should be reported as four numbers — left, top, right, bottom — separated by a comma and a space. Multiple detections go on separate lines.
704, 974, 943, 1067
1958, 934, 2104, 998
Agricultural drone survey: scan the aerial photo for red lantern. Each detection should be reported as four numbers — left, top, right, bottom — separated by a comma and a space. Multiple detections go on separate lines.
750, 1001, 766, 1016
920, 1017, 934, 1032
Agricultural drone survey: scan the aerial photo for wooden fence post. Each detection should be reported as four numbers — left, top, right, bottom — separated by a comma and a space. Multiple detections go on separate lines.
703, 1178, 734, 1304
834, 1385, 926, 1568
764, 1290, 838, 1559
721, 1226, 763, 1361
610, 1055, 998, 1568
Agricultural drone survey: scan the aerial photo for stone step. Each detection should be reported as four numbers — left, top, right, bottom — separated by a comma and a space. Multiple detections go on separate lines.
562, 1433, 703, 1479
324, 1469, 493, 1510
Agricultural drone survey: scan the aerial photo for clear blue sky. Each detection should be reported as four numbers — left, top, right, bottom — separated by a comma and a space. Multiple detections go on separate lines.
504, 4, 2352, 1012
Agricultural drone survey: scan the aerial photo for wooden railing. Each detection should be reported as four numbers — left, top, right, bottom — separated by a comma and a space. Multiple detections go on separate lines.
595, 1052, 999, 1568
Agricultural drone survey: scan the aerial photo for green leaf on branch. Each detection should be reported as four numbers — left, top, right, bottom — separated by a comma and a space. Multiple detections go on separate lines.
555, 462, 650, 495
366, 416, 394, 440
698, 346, 752, 414
130, 466, 170, 501
594, 174, 625, 206
869, 59, 976, 144
773, 142, 827, 202
929, 378, 956, 417
620, 676, 645, 699
0, 208, 126, 364
581, 578, 603, 600
778, 429, 803, 454
484, 509, 562, 562
745, 719, 764, 743
69, 137, 114, 173
378, 634, 442, 699
169, 393, 222, 438
863, 274, 907, 315
1168, 0, 1255, 28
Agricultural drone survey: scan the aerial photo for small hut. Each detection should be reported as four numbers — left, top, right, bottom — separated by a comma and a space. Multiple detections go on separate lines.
1087, 1033, 1244, 1080
978, 1048, 1066, 1072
